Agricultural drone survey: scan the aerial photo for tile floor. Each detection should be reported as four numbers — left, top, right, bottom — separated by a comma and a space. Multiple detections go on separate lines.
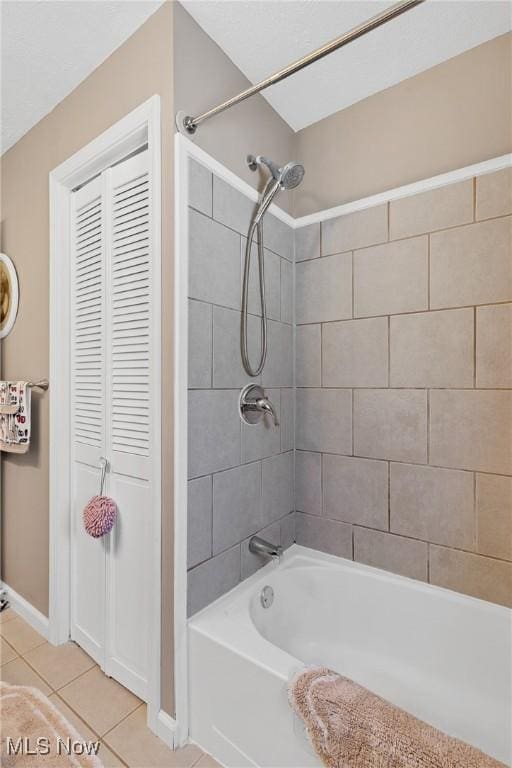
0, 608, 220, 768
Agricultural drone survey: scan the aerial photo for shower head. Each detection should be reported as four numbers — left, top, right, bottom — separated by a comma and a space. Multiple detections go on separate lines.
279, 161, 305, 190
247, 155, 305, 191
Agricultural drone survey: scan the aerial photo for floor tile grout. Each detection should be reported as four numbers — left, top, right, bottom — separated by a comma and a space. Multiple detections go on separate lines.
52, 691, 130, 768
102, 701, 146, 739
51, 688, 131, 766
4, 611, 208, 767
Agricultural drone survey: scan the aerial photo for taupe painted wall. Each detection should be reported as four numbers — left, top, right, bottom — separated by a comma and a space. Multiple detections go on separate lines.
173, 3, 295, 212
1, 0, 511, 720
295, 33, 512, 216
0, 2, 175, 713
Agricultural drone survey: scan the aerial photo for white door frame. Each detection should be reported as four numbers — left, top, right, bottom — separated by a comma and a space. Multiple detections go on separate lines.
48, 96, 164, 737
172, 134, 295, 747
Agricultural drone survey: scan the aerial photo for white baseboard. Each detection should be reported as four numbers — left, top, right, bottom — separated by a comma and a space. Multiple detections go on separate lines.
152, 708, 178, 749
1, 582, 49, 640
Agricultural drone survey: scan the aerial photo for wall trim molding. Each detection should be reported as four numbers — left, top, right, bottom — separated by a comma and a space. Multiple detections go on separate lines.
1, 583, 49, 639
173, 133, 191, 748
49, 95, 162, 737
177, 135, 296, 228
294, 154, 512, 228
155, 709, 178, 749
180, 136, 511, 230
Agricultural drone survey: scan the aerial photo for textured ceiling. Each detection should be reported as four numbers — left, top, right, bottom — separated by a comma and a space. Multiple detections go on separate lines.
181, 0, 512, 132
1, 0, 164, 154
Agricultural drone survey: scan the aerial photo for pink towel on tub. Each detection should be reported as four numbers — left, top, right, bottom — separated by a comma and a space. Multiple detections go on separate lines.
288, 666, 506, 768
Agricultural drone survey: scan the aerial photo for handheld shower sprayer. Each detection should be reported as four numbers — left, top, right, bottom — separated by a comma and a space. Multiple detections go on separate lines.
241, 155, 304, 377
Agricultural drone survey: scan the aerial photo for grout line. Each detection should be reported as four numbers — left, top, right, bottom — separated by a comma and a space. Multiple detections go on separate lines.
387, 461, 391, 532
351, 250, 355, 319
427, 234, 431, 310
296, 448, 511, 479
51, 691, 104, 739
473, 306, 477, 388
473, 472, 478, 554
426, 389, 430, 465
101, 701, 145, 740
351, 389, 355, 456
294, 299, 512, 326
52, 663, 97, 693
0, 611, 17, 625
472, 177, 477, 222
17, 633, 142, 765
320, 452, 324, 516
191, 384, 512, 393
315, 519, 512, 565
427, 543, 431, 583
320, 323, 323, 388
387, 316, 391, 388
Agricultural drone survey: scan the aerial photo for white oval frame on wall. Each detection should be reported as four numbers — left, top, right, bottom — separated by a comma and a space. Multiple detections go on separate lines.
0, 252, 20, 339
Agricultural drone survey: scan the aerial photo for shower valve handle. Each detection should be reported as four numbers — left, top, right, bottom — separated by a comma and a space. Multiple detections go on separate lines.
239, 384, 279, 427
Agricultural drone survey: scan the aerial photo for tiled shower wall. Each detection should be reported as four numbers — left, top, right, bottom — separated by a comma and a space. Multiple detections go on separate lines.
294, 167, 512, 608
187, 159, 295, 616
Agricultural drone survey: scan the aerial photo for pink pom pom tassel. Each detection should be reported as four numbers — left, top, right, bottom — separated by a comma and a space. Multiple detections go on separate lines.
83, 495, 118, 538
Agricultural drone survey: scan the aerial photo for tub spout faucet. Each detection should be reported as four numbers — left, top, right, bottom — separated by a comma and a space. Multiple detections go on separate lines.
255, 396, 279, 426
239, 384, 279, 427
249, 535, 283, 562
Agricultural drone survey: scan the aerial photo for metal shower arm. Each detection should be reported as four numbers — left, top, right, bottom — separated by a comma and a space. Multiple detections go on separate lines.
177, 0, 426, 136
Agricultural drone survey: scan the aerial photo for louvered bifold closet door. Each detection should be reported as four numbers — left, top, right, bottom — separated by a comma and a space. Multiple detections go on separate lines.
70, 176, 107, 664
104, 150, 152, 699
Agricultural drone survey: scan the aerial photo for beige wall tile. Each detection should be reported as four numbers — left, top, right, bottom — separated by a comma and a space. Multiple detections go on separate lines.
296, 388, 352, 455
430, 390, 512, 474
390, 308, 474, 388
354, 236, 428, 318
476, 303, 512, 388
323, 454, 388, 530
354, 389, 427, 464
296, 253, 352, 324
354, 527, 428, 581
296, 325, 322, 387
429, 545, 512, 607
389, 180, 473, 240
476, 167, 512, 221
323, 317, 388, 387
390, 463, 474, 549
322, 204, 388, 255
295, 512, 352, 559
295, 223, 321, 262
430, 217, 512, 309
295, 451, 322, 516
476, 474, 512, 561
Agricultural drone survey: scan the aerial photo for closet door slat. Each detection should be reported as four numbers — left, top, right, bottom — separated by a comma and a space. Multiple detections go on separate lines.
72, 176, 105, 461
109, 153, 152, 473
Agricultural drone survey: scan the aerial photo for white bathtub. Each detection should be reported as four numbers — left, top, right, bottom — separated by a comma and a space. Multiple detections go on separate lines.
188, 545, 511, 767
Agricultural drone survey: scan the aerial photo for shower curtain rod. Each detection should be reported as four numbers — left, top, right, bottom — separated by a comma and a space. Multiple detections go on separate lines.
176, 0, 426, 136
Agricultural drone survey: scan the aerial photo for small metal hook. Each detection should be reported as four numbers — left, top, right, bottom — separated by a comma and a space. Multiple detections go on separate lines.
99, 457, 108, 496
